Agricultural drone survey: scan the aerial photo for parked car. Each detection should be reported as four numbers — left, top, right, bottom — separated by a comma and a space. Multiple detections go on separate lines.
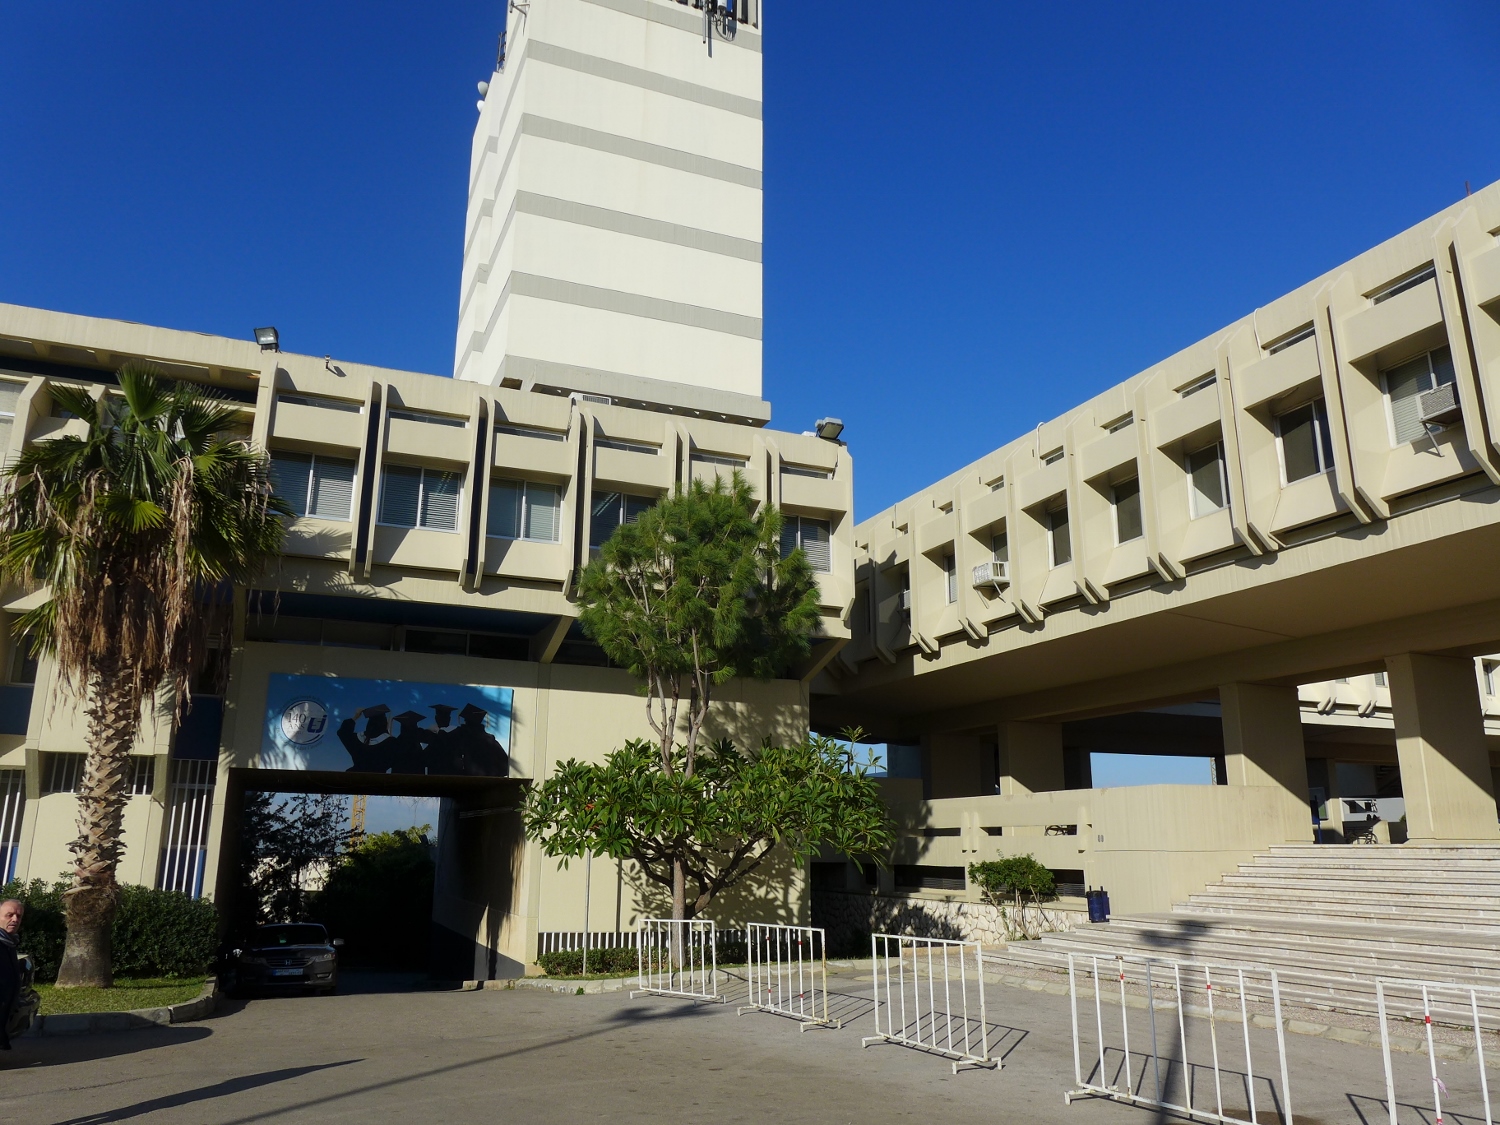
224, 923, 342, 996
6, 953, 40, 1039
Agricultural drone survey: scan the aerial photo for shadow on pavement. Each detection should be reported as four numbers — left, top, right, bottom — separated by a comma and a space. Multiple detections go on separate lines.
0, 1025, 213, 1070
45, 1060, 361, 1125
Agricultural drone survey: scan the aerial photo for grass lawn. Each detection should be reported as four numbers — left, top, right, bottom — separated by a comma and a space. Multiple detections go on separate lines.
35, 977, 207, 1015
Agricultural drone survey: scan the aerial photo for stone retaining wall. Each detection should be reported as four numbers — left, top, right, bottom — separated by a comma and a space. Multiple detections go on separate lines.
812, 889, 1086, 950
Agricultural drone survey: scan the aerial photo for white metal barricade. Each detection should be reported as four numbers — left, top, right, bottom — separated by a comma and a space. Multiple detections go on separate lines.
1376, 977, 1497, 1125
738, 923, 839, 1030
632, 919, 720, 1002
862, 934, 996, 1072
1065, 953, 1294, 1125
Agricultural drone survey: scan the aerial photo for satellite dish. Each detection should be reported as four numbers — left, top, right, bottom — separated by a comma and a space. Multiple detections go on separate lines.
477, 80, 489, 96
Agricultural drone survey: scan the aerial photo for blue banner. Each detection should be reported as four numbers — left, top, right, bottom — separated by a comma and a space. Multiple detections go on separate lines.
261, 674, 513, 776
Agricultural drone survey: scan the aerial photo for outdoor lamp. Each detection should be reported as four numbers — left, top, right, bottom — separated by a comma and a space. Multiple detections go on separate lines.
253, 326, 280, 352
815, 417, 844, 442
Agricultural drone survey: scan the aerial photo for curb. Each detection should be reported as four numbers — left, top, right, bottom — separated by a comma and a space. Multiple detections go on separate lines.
23, 980, 218, 1038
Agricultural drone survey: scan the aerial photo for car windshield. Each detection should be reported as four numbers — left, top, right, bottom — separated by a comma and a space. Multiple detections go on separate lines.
254, 924, 328, 947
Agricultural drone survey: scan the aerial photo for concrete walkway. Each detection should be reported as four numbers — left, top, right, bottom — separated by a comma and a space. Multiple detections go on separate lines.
0, 967, 1484, 1124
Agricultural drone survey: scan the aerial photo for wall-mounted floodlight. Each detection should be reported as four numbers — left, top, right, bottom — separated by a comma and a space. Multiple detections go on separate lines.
253, 326, 279, 352
815, 417, 844, 442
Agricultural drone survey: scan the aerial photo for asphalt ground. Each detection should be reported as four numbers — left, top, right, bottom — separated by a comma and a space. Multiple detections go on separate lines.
0, 966, 1489, 1124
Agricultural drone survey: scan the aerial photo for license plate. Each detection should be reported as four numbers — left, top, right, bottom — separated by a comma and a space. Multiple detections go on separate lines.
271, 968, 302, 977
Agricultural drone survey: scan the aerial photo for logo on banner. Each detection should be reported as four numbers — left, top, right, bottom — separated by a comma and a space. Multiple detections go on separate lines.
280, 698, 329, 746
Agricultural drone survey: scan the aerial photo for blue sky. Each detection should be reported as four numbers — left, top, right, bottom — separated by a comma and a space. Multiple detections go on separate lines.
4, 3, 1498, 519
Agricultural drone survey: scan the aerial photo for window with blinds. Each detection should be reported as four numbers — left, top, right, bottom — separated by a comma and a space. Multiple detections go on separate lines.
780, 515, 832, 572
0, 379, 23, 453
590, 491, 656, 549
1384, 347, 1456, 446
270, 452, 357, 521
380, 466, 462, 531
1047, 503, 1071, 567
489, 479, 562, 542
945, 553, 957, 603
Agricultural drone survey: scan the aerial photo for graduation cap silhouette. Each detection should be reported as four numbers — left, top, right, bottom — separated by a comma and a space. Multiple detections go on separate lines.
431, 704, 456, 728
458, 702, 490, 724
391, 710, 426, 730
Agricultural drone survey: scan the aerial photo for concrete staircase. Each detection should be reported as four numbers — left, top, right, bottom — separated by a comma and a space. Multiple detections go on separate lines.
988, 844, 1500, 1022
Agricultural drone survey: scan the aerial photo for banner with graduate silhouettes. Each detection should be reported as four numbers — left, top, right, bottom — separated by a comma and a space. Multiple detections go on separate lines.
260, 674, 512, 777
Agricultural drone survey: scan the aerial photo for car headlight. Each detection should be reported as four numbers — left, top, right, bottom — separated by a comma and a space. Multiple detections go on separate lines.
312, 952, 336, 962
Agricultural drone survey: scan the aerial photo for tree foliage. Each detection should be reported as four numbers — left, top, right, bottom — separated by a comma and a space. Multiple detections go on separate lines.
560, 473, 834, 919
236, 791, 350, 929
314, 826, 435, 969
524, 734, 894, 920
0, 365, 287, 986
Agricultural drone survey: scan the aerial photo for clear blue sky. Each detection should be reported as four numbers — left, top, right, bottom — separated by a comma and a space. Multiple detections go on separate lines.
4, 3, 1497, 519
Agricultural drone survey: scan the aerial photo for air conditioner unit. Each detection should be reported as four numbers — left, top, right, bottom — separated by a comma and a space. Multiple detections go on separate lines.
897, 589, 911, 611
971, 560, 1009, 589
1418, 383, 1461, 427
569, 391, 612, 407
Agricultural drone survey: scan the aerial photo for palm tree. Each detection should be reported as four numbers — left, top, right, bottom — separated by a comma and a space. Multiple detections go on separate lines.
0, 364, 288, 987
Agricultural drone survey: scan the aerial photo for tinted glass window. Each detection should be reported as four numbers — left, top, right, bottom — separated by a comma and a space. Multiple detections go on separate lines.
255, 924, 328, 946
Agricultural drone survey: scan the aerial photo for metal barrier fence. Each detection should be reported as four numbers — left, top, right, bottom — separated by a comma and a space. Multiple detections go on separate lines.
1376, 976, 1497, 1125
738, 923, 838, 1030
632, 919, 720, 1002
1065, 953, 1293, 1125
862, 933, 996, 1073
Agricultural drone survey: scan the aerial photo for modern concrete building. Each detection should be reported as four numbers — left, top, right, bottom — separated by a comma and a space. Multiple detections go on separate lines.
811, 179, 1500, 918
456, 0, 765, 420
0, 0, 857, 979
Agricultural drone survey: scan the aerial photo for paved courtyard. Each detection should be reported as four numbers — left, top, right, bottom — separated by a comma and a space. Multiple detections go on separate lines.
0, 967, 1484, 1124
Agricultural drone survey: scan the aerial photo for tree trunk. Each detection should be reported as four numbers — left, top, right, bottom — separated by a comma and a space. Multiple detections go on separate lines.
55, 663, 140, 988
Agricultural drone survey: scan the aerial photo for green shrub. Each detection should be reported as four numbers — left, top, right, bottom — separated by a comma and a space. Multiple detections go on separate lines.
537, 947, 638, 977
1, 879, 217, 982
967, 855, 1056, 908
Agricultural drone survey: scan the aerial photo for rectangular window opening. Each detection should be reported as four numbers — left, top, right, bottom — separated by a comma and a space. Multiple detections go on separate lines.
379, 466, 462, 531
1277, 399, 1336, 484
1187, 443, 1227, 517
1267, 324, 1316, 355
1371, 264, 1436, 305
488, 479, 562, 542
1384, 347, 1457, 446
780, 515, 832, 573
1047, 504, 1071, 567
1113, 477, 1143, 543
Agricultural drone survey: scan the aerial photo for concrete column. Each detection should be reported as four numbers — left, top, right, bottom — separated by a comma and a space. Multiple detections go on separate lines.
996, 721, 1064, 796
1386, 653, 1500, 841
1219, 683, 1313, 842
922, 732, 986, 799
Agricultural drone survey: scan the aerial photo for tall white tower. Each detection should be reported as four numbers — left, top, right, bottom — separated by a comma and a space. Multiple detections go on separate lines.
456, 0, 767, 423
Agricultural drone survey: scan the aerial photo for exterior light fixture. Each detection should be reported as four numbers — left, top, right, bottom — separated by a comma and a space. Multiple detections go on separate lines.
253, 326, 280, 352
815, 417, 844, 442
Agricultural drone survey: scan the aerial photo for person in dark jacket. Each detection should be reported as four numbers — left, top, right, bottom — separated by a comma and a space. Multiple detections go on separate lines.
0, 898, 23, 1050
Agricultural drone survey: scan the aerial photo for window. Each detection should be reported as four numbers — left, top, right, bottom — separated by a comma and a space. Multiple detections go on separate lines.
379, 466, 462, 531
590, 491, 655, 549
1374, 670, 1388, 688
488, 479, 561, 542
1180, 373, 1217, 398
1267, 325, 1315, 355
986, 476, 1005, 492
44, 753, 85, 795
595, 437, 658, 455
1042, 448, 1064, 466
1485, 661, 1498, 697
1105, 414, 1134, 433
278, 393, 361, 413
271, 452, 357, 521
1186, 443, 1227, 517
129, 756, 155, 796
782, 463, 831, 479
893, 865, 966, 892
781, 515, 832, 572
1113, 477, 1143, 543
495, 422, 565, 442
9, 637, 37, 686
1047, 504, 1071, 567
1371, 264, 1436, 305
389, 407, 466, 428
992, 530, 1008, 564
691, 451, 747, 469
0, 379, 23, 451
1384, 347, 1456, 446
1276, 399, 1336, 483
945, 553, 957, 603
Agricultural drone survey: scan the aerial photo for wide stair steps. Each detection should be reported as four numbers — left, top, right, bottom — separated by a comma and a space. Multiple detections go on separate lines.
988, 844, 1500, 1021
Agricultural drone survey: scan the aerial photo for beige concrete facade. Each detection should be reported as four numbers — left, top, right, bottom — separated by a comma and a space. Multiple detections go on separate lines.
814, 181, 1500, 915
0, 296, 848, 976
